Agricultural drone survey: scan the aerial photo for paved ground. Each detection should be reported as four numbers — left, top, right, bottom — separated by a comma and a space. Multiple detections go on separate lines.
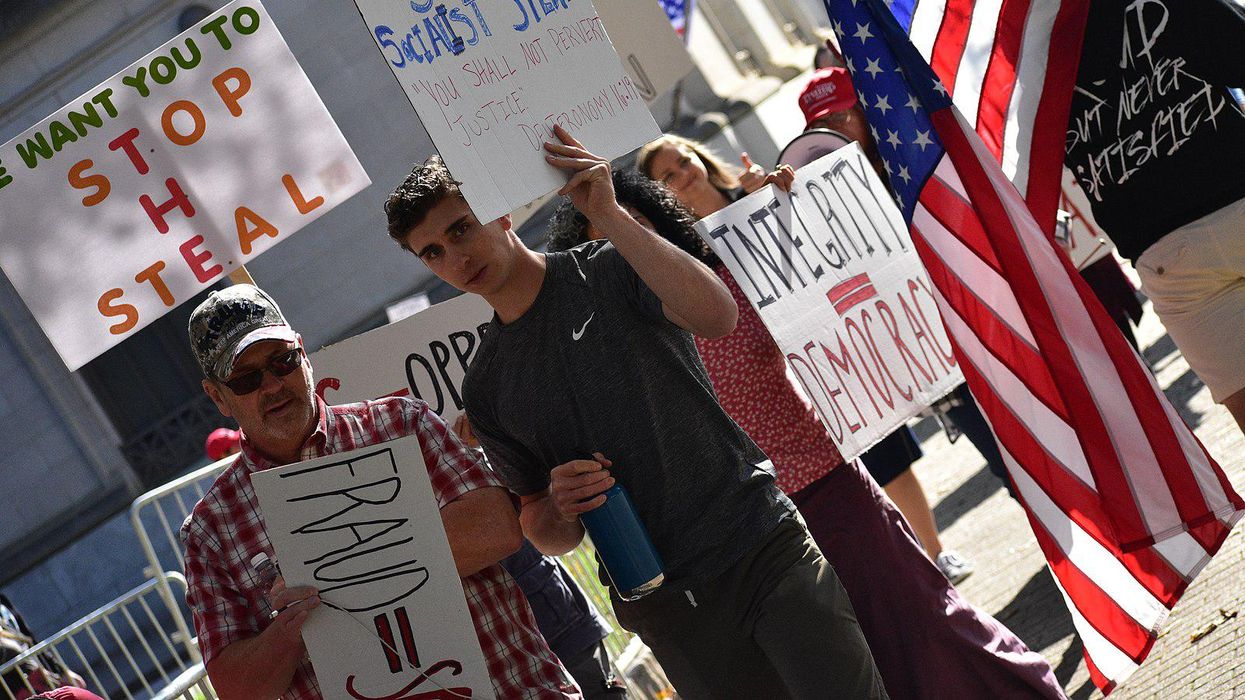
915, 295, 1245, 699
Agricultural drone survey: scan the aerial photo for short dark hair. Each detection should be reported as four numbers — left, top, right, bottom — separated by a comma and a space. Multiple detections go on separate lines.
385, 155, 462, 250
545, 170, 717, 265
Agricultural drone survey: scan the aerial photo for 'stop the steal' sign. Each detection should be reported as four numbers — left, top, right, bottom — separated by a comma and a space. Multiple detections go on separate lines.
354, 0, 660, 223
0, 0, 369, 371
696, 144, 962, 461
252, 435, 491, 699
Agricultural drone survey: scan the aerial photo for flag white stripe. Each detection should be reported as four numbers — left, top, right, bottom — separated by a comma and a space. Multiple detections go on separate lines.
1153, 370, 1237, 521
914, 201, 1037, 348
909, 0, 947, 59
957, 109, 1194, 543
1010, 449, 1170, 632
951, 0, 1005, 126
999, 0, 1061, 192
1004, 447, 1145, 683
1152, 534, 1214, 581
1044, 539, 1143, 685
931, 286, 1095, 488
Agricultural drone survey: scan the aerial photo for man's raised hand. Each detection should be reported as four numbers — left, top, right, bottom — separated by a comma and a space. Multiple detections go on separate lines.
544, 125, 618, 221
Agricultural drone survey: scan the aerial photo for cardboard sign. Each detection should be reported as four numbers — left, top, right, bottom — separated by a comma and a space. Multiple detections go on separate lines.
695, 144, 962, 461
0, 0, 369, 371
1056, 169, 1115, 270
252, 435, 491, 699
309, 293, 495, 423
595, 0, 695, 103
352, 0, 660, 223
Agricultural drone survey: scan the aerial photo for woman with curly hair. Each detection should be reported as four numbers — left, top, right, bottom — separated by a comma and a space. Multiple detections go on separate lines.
547, 155, 1064, 699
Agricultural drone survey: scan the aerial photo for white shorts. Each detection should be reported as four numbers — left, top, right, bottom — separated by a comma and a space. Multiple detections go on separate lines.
1135, 196, 1245, 403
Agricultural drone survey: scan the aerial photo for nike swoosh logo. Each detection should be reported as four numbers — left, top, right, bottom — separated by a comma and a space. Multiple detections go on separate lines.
572, 313, 595, 341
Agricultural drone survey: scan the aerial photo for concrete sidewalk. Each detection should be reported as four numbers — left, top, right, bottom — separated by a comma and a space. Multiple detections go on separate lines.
913, 297, 1245, 699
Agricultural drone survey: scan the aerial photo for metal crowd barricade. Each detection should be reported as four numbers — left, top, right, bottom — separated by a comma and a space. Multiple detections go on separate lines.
559, 542, 675, 697
0, 576, 210, 700
127, 458, 231, 660
125, 457, 232, 700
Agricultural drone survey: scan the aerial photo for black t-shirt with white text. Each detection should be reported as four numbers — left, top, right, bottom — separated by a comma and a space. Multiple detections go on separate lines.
1065, 0, 1245, 261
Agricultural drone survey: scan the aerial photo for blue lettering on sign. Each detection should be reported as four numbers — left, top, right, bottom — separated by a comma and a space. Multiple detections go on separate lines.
376, 1, 496, 66
511, 0, 572, 33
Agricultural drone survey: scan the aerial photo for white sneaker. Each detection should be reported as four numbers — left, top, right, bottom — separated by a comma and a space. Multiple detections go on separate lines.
935, 550, 975, 585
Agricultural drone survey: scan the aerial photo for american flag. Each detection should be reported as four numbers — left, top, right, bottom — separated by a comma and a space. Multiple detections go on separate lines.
820, 0, 1245, 693
886, 0, 1089, 233
658, 0, 693, 39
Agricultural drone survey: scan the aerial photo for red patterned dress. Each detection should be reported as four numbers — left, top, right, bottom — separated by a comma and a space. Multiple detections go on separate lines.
693, 264, 845, 493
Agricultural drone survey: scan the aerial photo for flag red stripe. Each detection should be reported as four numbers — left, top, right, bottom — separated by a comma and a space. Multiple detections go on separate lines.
1083, 653, 1117, 697
1068, 268, 1240, 551
928, 108, 1151, 546
929, 1, 974, 95
912, 230, 1066, 417
921, 175, 1005, 272
1027, 511, 1159, 661
1020, 0, 1090, 231
954, 353, 1188, 603
974, 0, 1031, 162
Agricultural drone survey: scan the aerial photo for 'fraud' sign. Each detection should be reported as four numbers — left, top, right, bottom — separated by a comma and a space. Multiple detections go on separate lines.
0, 0, 368, 371
252, 435, 491, 699
352, 0, 660, 223
696, 144, 962, 461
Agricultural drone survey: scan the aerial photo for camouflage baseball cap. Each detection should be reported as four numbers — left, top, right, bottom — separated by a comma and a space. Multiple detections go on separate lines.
188, 285, 297, 381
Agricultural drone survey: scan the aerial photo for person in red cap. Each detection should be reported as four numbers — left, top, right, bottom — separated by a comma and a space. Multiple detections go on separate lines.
798, 66, 882, 173
203, 427, 240, 461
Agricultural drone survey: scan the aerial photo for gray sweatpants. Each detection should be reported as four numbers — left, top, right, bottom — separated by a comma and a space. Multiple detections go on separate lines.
611, 516, 887, 699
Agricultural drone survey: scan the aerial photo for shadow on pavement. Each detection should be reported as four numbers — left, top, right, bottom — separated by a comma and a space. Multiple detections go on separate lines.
1142, 332, 1179, 369
933, 465, 1004, 531
994, 568, 1076, 662
1163, 369, 1208, 428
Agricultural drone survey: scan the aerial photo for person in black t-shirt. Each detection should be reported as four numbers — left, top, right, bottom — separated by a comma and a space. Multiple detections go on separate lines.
384, 125, 887, 699
1066, 0, 1245, 432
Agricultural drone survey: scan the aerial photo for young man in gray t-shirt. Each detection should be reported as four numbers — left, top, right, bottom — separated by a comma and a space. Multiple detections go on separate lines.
384, 125, 886, 699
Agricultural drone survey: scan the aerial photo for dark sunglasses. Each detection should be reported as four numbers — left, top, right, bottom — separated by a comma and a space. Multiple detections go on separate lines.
221, 347, 303, 395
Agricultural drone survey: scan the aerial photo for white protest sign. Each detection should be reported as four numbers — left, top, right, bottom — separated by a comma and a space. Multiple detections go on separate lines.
310, 293, 494, 423
696, 144, 962, 461
352, 0, 660, 223
252, 435, 491, 699
595, 0, 695, 103
0, 0, 369, 371
1056, 168, 1115, 270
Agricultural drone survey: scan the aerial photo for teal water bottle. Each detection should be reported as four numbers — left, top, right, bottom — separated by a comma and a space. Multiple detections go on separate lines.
579, 483, 665, 601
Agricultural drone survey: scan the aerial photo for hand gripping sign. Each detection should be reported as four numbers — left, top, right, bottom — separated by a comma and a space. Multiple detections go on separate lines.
352, 0, 660, 223
695, 144, 963, 461
252, 435, 491, 699
0, 0, 369, 371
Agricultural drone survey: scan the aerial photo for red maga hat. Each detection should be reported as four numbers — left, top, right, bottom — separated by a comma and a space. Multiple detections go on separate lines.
205, 427, 241, 461
798, 67, 858, 128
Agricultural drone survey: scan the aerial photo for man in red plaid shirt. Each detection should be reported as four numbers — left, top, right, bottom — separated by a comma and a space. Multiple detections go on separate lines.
180, 284, 581, 699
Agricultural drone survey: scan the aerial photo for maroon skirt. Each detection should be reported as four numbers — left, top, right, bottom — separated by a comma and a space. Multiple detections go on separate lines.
792, 460, 1068, 699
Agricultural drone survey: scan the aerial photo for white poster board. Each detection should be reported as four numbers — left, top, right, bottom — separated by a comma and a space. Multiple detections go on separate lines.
352, 0, 660, 223
310, 293, 495, 423
1056, 168, 1115, 270
0, 0, 369, 371
695, 144, 962, 461
596, 0, 695, 103
252, 435, 491, 699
